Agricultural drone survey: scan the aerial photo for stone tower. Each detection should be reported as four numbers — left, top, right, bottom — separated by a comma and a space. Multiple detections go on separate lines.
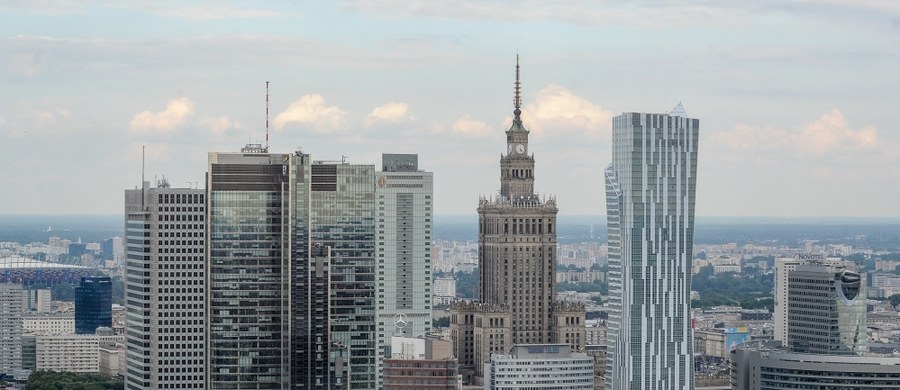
477, 55, 559, 345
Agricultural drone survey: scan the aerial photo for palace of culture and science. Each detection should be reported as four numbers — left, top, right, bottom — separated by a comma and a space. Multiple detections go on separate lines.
450, 58, 587, 385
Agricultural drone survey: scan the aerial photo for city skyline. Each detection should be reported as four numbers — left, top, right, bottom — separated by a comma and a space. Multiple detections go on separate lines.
2, 2, 900, 217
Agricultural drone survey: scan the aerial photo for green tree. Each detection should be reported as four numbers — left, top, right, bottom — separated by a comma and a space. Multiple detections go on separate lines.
889, 294, 900, 309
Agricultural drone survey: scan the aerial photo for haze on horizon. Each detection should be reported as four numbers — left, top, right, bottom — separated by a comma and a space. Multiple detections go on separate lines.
1, 1, 898, 217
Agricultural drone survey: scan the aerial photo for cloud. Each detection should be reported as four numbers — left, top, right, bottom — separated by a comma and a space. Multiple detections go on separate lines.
4, 105, 73, 139
116, 2, 286, 20
273, 95, 346, 132
510, 84, 612, 138
452, 115, 493, 137
201, 116, 242, 136
710, 109, 880, 159
364, 102, 410, 127
129, 97, 195, 133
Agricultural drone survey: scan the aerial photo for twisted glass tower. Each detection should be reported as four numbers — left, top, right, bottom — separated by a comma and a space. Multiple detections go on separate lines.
605, 104, 699, 390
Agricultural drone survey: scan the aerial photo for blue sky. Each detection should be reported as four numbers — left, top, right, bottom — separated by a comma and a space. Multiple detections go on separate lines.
1, 1, 899, 216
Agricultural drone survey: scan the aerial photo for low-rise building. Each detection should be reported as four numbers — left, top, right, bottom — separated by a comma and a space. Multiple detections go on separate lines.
32, 334, 100, 373
731, 341, 900, 389
483, 344, 594, 390
22, 315, 75, 335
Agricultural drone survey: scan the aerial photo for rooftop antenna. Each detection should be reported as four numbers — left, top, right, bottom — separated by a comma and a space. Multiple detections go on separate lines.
141, 145, 146, 209
513, 54, 522, 121
266, 81, 270, 151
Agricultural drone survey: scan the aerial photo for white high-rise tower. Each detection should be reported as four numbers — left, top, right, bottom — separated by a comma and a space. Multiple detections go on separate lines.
605, 104, 699, 390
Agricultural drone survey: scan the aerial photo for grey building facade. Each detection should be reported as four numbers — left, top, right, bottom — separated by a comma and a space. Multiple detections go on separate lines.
787, 263, 867, 355
604, 105, 699, 390
731, 341, 900, 389
0, 283, 23, 379
124, 181, 206, 390
374, 154, 433, 388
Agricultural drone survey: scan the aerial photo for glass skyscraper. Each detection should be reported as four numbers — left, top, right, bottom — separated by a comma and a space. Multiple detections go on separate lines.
75, 276, 111, 335
207, 146, 374, 389
605, 104, 699, 390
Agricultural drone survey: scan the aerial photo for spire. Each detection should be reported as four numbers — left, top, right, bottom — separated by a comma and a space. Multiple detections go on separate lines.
513, 54, 522, 120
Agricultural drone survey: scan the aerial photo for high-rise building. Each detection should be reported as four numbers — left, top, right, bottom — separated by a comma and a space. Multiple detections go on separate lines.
374, 153, 433, 388
207, 147, 369, 389
451, 57, 585, 386
477, 57, 559, 346
74, 276, 111, 334
0, 283, 24, 379
773, 254, 844, 345
787, 263, 867, 355
309, 160, 377, 389
22, 288, 51, 313
206, 148, 293, 389
124, 180, 206, 390
604, 105, 699, 390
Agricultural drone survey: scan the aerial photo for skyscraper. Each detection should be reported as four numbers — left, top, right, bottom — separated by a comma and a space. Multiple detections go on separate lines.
374, 154, 434, 388
124, 179, 206, 390
787, 263, 867, 355
74, 276, 111, 334
604, 105, 699, 390
0, 283, 24, 379
478, 55, 558, 346
206, 147, 293, 389
207, 146, 371, 389
308, 160, 377, 389
451, 57, 584, 386
773, 254, 844, 345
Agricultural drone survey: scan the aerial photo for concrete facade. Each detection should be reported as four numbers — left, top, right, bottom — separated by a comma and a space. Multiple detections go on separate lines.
0, 283, 23, 378
484, 344, 594, 390
375, 154, 434, 389
125, 183, 206, 390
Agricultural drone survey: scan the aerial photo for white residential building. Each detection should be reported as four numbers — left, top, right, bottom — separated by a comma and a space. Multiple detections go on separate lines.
22, 315, 75, 335
34, 334, 100, 372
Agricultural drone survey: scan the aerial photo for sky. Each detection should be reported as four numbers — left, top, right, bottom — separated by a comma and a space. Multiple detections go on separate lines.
1, 0, 899, 217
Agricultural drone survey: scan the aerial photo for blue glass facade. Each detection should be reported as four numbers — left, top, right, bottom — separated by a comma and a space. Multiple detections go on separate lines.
75, 276, 112, 334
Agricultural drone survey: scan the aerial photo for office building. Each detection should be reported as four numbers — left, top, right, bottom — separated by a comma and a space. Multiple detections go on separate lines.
75, 276, 111, 334
22, 288, 51, 313
0, 283, 24, 379
32, 334, 100, 373
206, 148, 293, 389
383, 334, 458, 390
124, 180, 206, 390
208, 147, 370, 389
309, 160, 377, 389
451, 58, 585, 385
773, 254, 844, 344
484, 344, 594, 390
22, 314, 75, 335
787, 263, 867, 355
604, 105, 699, 390
731, 341, 900, 389
374, 153, 434, 388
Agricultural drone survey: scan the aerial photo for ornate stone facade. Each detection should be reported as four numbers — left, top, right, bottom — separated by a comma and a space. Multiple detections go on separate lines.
450, 57, 588, 386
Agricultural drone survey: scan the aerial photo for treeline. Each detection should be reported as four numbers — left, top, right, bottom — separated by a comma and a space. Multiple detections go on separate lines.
24, 371, 123, 390
691, 265, 774, 310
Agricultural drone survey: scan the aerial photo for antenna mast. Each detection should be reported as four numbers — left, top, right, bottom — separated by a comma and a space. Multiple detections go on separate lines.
141, 145, 146, 209
266, 81, 270, 151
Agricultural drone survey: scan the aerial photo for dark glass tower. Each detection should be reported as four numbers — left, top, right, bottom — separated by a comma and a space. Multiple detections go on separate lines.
75, 276, 112, 334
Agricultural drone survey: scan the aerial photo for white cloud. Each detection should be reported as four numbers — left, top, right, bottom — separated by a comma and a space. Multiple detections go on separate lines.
4, 106, 73, 139
201, 116, 242, 136
129, 97, 195, 133
710, 109, 880, 159
512, 84, 613, 138
452, 115, 493, 137
273, 95, 346, 132
364, 102, 410, 127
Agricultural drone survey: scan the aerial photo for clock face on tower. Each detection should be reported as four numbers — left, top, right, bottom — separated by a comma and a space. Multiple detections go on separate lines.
515, 144, 525, 154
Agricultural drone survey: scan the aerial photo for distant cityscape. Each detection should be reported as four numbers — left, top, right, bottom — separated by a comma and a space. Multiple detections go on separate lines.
1, 60, 899, 390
